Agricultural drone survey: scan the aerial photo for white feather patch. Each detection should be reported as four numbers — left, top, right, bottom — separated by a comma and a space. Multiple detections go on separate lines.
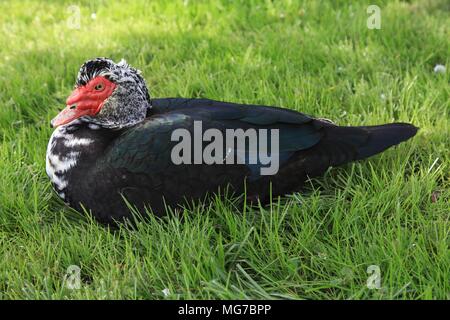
63, 137, 93, 147
46, 126, 83, 196
88, 123, 101, 130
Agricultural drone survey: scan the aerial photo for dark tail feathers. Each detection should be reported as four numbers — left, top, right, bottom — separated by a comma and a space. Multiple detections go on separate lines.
319, 122, 418, 165
355, 123, 418, 159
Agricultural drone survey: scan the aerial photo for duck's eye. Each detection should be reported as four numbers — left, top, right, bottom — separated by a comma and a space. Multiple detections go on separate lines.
94, 83, 104, 91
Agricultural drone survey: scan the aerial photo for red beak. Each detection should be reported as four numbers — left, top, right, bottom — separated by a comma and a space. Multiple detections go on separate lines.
50, 76, 116, 128
50, 105, 92, 128
50, 87, 94, 128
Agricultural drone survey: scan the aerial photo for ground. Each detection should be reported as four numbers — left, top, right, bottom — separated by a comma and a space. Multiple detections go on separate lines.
0, 0, 448, 299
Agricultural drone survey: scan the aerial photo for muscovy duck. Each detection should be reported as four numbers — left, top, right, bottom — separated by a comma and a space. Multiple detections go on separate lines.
47, 58, 418, 224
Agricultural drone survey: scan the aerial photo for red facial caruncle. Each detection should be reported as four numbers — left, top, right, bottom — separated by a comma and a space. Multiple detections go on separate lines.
51, 76, 116, 127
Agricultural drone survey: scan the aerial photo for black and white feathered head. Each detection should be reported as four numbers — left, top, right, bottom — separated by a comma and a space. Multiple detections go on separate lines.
51, 57, 151, 129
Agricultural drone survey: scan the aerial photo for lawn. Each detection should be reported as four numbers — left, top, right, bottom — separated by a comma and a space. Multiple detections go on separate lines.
0, 0, 448, 299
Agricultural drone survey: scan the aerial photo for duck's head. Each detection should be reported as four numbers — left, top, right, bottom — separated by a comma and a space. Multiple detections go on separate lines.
51, 57, 151, 129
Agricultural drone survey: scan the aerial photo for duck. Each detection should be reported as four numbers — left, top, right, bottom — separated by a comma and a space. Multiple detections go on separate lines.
46, 57, 418, 224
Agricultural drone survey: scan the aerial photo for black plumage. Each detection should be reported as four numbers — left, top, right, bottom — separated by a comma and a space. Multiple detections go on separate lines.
46, 59, 418, 224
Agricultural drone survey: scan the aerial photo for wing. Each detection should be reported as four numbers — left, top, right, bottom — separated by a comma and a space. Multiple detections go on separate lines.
109, 98, 325, 179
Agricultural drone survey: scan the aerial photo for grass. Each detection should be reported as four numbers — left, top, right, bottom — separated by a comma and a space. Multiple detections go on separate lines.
0, 0, 448, 299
